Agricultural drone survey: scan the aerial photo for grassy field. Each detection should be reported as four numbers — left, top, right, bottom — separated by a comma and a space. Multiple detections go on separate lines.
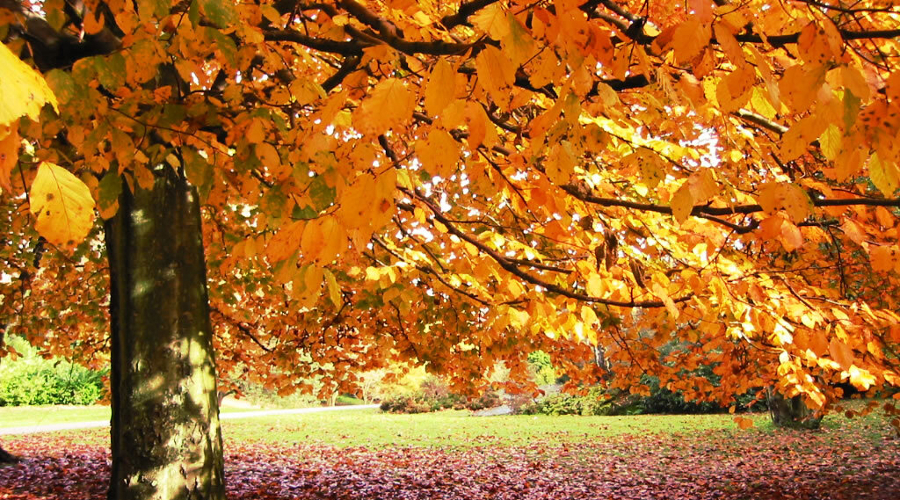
0, 404, 260, 429
2, 399, 893, 449
224, 408, 760, 448
1, 402, 897, 499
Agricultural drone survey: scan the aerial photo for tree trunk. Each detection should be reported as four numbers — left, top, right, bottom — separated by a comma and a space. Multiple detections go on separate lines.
767, 388, 822, 430
104, 167, 225, 500
0, 445, 18, 463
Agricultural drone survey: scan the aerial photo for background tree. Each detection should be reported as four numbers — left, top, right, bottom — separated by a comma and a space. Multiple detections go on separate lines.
1, 0, 900, 498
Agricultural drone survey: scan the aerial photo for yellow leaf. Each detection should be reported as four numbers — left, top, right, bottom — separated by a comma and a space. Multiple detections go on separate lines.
471, 3, 509, 39
798, 22, 835, 66
758, 182, 812, 223
0, 126, 20, 192
670, 182, 694, 224
0, 43, 58, 126
318, 217, 347, 264
502, 12, 535, 66
323, 269, 342, 307
834, 147, 863, 181
475, 45, 516, 110
29, 162, 95, 248
300, 218, 325, 263
424, 59, 456, 117
779, 64, 827, 112
416, 130, 460, 177
466, 102, 497, 150
687, 168, 718, 204
266, 220, 304, 263
829, 338, 855, 371
848, 365, 876, 391
255, 142, 280, 169
545, 141, 576, 184
869, 153, 899, 197
734, 416, 754, 429
870, 245, 900, 273
631, 150, 664, 188
713, 22, 744, 66
356, 78, 416, 135
672, 18, 710, 64
779, 220, 804, 252
841, 65, 870, 102
83, 8, 105, 35
819, 124, 842, 160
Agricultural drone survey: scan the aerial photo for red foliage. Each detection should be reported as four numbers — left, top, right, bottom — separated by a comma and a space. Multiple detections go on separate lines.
0, 430, 897, 499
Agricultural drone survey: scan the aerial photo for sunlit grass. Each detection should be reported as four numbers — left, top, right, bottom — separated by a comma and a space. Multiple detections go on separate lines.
2, 400, 895, 453
0, 404, 260, 429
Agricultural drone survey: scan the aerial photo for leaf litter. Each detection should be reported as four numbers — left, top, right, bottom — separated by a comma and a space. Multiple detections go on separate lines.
0, 424, 897, 499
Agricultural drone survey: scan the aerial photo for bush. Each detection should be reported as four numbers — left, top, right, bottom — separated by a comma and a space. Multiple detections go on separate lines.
0, 336, 106, 406
379, 376, 503, 414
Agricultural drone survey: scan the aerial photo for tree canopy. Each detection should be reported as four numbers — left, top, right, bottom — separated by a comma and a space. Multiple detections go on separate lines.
1, 0, 900, 420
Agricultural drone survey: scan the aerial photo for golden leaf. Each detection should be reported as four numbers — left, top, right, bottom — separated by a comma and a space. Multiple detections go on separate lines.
424, 59, 456, 117
670, 182, 694, 224
356, 78, 416, 135
757, 182, 812, 223
870, 245, 900, 273
0, 126, 20, 192
29, 162, 96, 248
475, 46, 516, 110
0, 43, 58, 126
828, 338, 855, 371
713, 22, 744, 66
416, 129, 460, 178
471, 3, 509, 39
779, 220, 804, 252
672, 18, 710, 65
323, 269, 342, 307
869, 153, 899, 197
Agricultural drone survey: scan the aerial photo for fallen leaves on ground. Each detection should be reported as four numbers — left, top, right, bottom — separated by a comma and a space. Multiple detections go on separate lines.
0, 426, 897, 499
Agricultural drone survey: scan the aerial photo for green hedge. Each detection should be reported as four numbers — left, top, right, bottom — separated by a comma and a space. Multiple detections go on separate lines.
0, 336, 106, 406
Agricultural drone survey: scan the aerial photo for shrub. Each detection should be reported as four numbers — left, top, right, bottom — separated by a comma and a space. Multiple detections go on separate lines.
0, 336, 106, 406
379, 376, 502, 414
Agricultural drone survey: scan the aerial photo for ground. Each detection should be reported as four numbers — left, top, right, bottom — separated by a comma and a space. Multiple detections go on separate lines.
0, 406, 898, 499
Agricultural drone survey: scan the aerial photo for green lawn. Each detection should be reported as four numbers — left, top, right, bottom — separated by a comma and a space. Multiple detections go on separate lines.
0, 405, 260, 429
2, 401, 894, 452
224, 408, 771, 448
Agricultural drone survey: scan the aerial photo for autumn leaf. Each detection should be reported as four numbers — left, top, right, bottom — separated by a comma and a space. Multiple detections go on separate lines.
758, 182, 812, 223
29, 162, 96, 248
0, 126, 20, 192
670, 182, 694, 224
869, 153, 899, 196
475, 45, 516, 110
356, 78, 417, 135
424, 59, 456, 117
0, 43, 58, 126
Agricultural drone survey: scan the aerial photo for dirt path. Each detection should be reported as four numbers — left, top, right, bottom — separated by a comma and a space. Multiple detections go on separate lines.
0, 404, 379, 436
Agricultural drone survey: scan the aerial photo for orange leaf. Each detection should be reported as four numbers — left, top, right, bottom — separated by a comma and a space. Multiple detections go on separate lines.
0, 126, 19, 192
424, 58, 456, 117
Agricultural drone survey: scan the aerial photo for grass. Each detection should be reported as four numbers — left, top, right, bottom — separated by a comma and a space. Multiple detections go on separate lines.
224, 408, 770, 448
0, 405, 262, 429
2, 400, 895, 452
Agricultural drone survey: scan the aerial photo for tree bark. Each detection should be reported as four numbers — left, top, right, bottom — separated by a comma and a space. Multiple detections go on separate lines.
0, 445, 18, 463
104, 167, 225, 500
767, 388, 822, 430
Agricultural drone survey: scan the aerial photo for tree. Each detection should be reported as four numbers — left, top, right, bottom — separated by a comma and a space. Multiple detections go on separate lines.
2, 0, 900, 497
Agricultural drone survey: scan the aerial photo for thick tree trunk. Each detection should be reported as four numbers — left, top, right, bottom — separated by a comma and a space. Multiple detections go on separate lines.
0, 445, 18, 463
104, 167, 225, 500
767, 388, 822, 430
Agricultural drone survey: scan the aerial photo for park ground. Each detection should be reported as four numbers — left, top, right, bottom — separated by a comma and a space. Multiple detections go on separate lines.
0, 404, 898, 499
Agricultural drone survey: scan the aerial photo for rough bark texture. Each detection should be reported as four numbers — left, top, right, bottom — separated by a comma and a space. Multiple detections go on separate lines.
767, 388, 822, 430
104, 167, 225, 500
